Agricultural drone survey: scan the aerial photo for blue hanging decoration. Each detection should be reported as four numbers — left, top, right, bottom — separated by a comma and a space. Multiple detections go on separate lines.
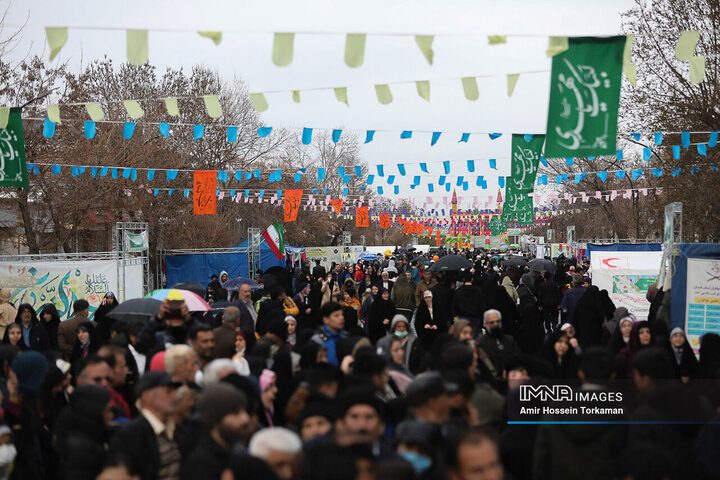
376, 165, 384, 177
302, 128, 313, 145
377, 186, 384, 194
193, 124, 205, 141
227, 126, 238, 143
100, 167, 108, 177
218, 171, 228, 183
615, 170, 626, 179
477, 176, 487, 188
616, 150, 623, 160
254, 169, 261, 180
459, 133, 470, 143
397, 164, 406, 175
488, 133, 502, 140
294, 172, 302, 182
537, 175, 547, 185
394, 186, 399, 194
91, 167, 98, 178
365, 130, 375, 143
652, 168, 663, 177
168, 189, 174, 196
498, 177, 505, 188
681, 131, 690, 148
654, 133, 663, 145
354, 166, 362, 177
420, 163, 428, 173
438, 175, 446, 185
84, 121, 96, 139
338, 166, 345, 177
428, 184, 434, 192
632, 169, 643, 180
462, 181, 469, 191
342, 175, 351, 184
244, 172, 252, 181
130, 169, 137, 181
445, 183, 451, 192
523, 134, 533, 143
456, 176, 464, 186
709, 132, 718, 148
489, 159, 496, 169
317, 167, 326, 181
467, 160, 475, 172
166, 170, 179, 181
630, 133, 641, 141
43, 119, 56, 138
400, 130, 412, 139
147, 170, 155, 181
332, 129, 342, 143
159, 123, 170, 137
413, 176, 421, 186
539, 156, 548, 167
366, 175, 374, 185
697, 144, 708, 156
123, 122, 136, 139
691, 164, 700, 175
111, 168, 119, 179
387, 175, 395, 184
153, 189, 159, 196
643, 147, 651, 161
671, 167, 681, 177
71, 166, 79, 177
556, 175, 563, 184
596, 171, 607, 181
565, 158, 574, 166
431, 132, 442, 146
672, 145, 680, 159
443, 161, 450, 174
257, 126, 273, 137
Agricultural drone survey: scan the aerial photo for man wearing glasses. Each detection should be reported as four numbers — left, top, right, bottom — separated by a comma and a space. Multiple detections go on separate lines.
476, 309, 519, 377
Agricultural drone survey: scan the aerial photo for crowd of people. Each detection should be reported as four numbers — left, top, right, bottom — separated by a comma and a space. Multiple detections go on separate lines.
0, 248, 719, 480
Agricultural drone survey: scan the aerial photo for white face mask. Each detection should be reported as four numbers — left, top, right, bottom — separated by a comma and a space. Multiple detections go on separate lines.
0, 444, 17, 466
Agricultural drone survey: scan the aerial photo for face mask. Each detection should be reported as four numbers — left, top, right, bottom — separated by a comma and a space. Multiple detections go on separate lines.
0, 444, 17, 466
395, 330, 409, 338
399, 451, 431, 475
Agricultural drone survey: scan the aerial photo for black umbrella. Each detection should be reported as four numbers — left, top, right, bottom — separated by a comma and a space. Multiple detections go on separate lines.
428, 255, 472, 272
107, 298, 161, 323
411, 256, 430, 264
172, 282, 206, 298
529, 258, 557, 274
503, 257, 529, 270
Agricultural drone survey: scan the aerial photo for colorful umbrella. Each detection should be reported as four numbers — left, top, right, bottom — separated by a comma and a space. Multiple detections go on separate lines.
146, 289, 211, 312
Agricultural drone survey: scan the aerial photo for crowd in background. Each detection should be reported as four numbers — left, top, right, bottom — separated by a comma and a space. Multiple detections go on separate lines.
0, 247, 718, 480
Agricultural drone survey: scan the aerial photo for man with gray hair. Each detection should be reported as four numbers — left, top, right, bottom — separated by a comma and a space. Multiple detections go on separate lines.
164, 344, 198, 384
248, 427, 302, 480
477, 309, 518, 376
213, 306, 241, 359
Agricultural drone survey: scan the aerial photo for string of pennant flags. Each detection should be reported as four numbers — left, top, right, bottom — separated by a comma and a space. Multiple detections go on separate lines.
39, 26, 708, 86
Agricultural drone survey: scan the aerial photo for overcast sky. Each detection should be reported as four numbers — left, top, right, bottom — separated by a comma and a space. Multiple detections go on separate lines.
3, 0, 633, 208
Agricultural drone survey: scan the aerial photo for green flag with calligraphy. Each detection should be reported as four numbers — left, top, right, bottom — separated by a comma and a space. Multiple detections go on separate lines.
501, 186, 535, 226
489, 214, 505, 236
545, 36, 625, 158
0, 108, 28, 188
509, 134, 545, 191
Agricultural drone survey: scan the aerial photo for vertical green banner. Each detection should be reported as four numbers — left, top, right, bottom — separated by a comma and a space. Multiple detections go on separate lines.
0, 108, 28, 188
509, 134, 545, 191
501, 187, 534, 226
545, 36, 625, 158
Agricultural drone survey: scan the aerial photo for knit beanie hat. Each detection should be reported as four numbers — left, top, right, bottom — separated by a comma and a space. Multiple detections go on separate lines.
197, 383, 248, 426
12, 351, 48, 396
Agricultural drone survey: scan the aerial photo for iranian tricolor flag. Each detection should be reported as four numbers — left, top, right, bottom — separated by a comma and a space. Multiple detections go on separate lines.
262, 222, 285, 260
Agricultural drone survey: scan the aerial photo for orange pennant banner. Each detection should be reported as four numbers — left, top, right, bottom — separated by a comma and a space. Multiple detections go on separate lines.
379, 212, 391, 229
356, 207, 369, 227
284, 189, 303, 222
329, 199, 343, 214
193, 171, 217, 215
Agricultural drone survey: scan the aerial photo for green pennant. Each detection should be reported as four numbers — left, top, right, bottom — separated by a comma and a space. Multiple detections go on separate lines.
545, 36, 625, 158
509, 134, 545, 191
0, 108, 28, 188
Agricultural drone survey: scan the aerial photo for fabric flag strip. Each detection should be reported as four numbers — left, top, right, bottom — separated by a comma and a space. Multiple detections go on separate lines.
193, 171, 217, 215
284, 189, 303, 222
127, 29, 149, 66
45, 27, 68, 61
345, 34, 366, 68
0, 108, 29, 187
272, 33, 295, 66
262, 222, 285, 260
545, 36, 625, 158
356, 206, 369, 227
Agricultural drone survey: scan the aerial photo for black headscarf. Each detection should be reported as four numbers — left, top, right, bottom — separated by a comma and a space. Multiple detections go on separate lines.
367, 288, 395, 344
38, 303, 61, 351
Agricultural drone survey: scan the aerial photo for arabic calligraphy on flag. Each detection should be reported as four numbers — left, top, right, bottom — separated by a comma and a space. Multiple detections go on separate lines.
545, 36, 625, 158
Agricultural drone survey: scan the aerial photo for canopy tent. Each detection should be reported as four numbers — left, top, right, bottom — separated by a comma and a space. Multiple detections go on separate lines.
164, 239, 302, 286
586, 243, 662, 255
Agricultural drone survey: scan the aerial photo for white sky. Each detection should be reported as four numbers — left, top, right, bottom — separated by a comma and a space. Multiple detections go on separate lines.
3, 0, 633, 209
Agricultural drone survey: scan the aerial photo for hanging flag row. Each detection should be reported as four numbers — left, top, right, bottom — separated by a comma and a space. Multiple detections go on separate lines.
28, 115, 720, 156
43, 26, 706, 85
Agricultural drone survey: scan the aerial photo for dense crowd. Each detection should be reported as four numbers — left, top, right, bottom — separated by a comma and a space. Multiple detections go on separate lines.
0, 249, 719, 480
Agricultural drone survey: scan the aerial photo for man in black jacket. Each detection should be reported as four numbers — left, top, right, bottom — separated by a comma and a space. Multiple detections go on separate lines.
110, 371, 181, 480
182, 383, 251, 479
311, 260, 327, 281
453, 270, 485, 330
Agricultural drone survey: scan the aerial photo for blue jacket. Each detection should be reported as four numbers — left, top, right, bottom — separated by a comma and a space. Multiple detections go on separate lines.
310, 325, 347, 366
560, 286, 587, 325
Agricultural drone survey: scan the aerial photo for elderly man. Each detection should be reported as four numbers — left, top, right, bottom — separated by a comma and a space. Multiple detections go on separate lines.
248, 427, 302, 480
448, 427, 504, 480
164, 344, 199, 384
235, 283, 257, 333
213, 307, 241, 359
476, 309, 519, 376
110, 371, 181, 480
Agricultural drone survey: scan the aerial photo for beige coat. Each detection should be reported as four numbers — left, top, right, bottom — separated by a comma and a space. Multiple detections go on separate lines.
0, 303, 17, 339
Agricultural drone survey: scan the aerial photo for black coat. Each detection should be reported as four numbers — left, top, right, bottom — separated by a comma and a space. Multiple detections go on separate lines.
429, 283, 454, 329
414, 301, 446, 351
181, 434, 231, 480
368, 297, 396, 344
54, 406, 109, 480
38, 303, 61, 351
573, 286, 605, 349
453, 284, 485, 319
109, 415, 165, 480
93, 299, 119, 344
